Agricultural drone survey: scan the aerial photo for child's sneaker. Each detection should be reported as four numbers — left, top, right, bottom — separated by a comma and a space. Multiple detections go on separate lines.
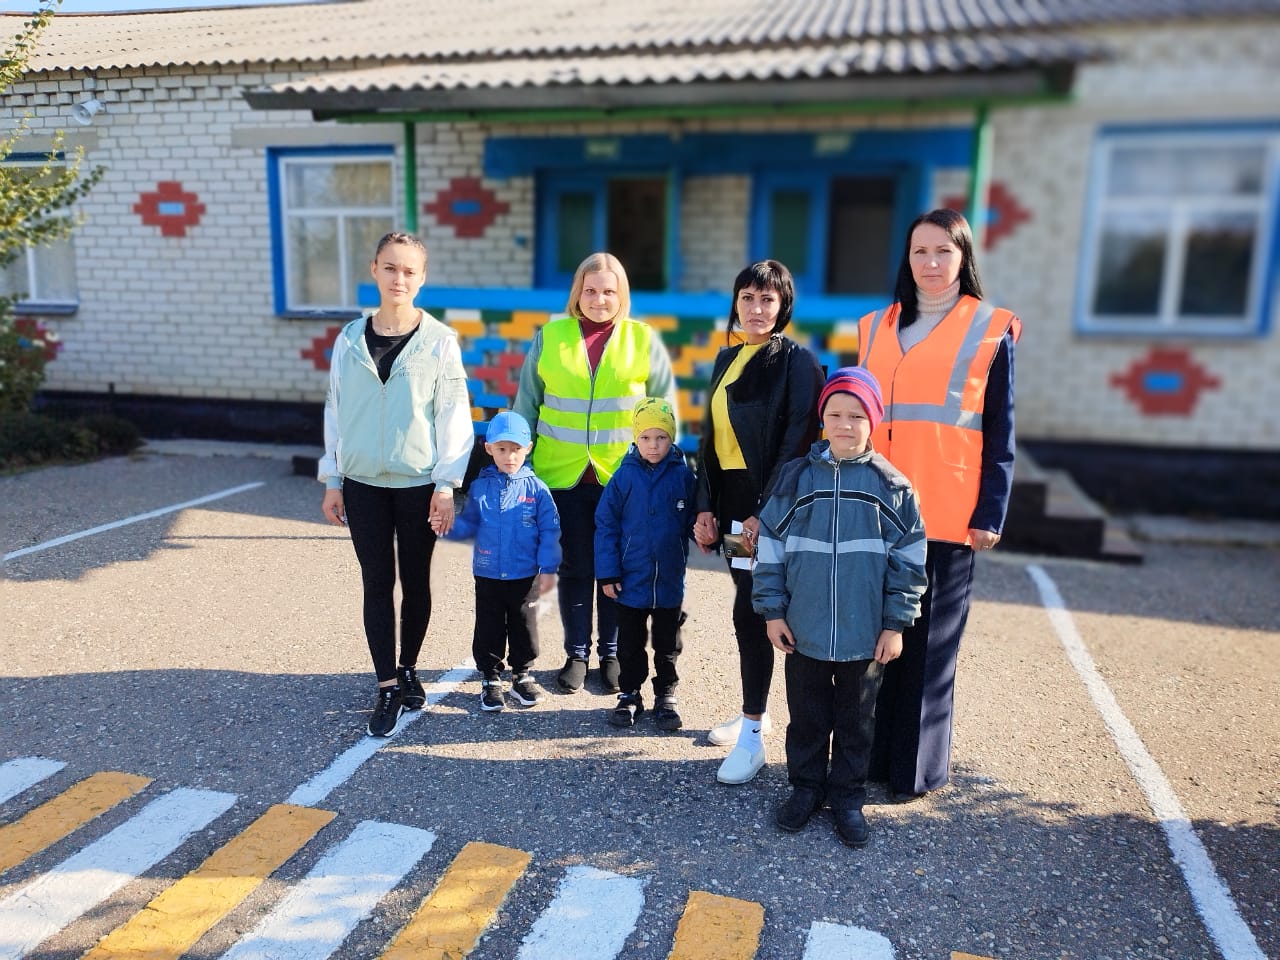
367, 686, 405, 737
509, 673, 546, 707
609, 691, 644, 727
653, 696, 682, 731
397, 665, 426, 710
480, 679, 505, 712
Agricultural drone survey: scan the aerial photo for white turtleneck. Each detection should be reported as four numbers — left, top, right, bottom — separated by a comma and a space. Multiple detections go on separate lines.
898, 280, 961, 352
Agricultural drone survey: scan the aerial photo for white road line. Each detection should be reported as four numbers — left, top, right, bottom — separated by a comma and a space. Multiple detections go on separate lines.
0, 787, 236, 960
219, 819, 435, 960
516, 865, 646, 960
1027, 564, 1266, 960
2, 482, 266, 563
286, 660, 477, 807
0, 757, 65, 806
802, 921, 896, 959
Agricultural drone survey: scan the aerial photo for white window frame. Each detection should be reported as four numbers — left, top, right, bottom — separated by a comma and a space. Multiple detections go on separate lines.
1077, 126, 1279, 337
1, 154, 79, 312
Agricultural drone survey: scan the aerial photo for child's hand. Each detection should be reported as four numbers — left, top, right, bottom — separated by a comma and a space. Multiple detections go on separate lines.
874, 629, 903, 664
766, 618, 796, 654
428, 514, 445, 535
539, 573, 557, 594
601, 581, 621, 600
693, 511, 719, 547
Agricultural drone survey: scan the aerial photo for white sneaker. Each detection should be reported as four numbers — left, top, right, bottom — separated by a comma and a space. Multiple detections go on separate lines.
707, 712, 772, 747
716, 744, 765, 785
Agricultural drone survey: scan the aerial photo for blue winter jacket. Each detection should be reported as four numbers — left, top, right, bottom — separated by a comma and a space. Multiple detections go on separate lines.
594, 445, 697, 609
447, 464, 561, 580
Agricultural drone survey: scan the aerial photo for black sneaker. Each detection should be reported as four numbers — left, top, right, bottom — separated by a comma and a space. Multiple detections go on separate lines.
557, 657, 587, 693
653, 696, 682, 731
598, 656, 621, 693
832, 806, 870, 848
367, 686, 404, 738
509, 673, 547, 707
397, 665, 426, 710
776, 787, 824, 833
609, 691, 644, 728
480, 679, 505, 712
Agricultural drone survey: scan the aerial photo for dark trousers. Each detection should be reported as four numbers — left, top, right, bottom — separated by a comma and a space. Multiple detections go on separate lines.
552, 483, 617, 661
784, 651, 883, 810
615, 604, 683, 698
870, 540, 976, 794
717, 470, 774, 715
343, 478, 437, 684
472, 575, 539, 680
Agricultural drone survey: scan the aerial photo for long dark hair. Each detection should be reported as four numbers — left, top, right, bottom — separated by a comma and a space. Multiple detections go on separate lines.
726, 260, 795, 345
893, 209, 983, 328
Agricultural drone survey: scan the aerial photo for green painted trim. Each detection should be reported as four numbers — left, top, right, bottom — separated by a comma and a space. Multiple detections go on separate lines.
966, 104, 993, 247
403, 122, 419, 233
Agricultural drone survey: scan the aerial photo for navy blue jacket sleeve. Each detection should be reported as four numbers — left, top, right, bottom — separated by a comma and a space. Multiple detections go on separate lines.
969, 332, 1016, 534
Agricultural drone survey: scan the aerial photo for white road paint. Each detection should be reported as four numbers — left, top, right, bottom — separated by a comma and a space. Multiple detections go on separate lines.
2, 482, 266, 563
0, 787, 236, 960
218, 819, 435, 960
1027, 564, 1265, 960
286, 660, 477, 807
802, 921, 896, 959
0, 756, 65, 806
516, 865, 646, 960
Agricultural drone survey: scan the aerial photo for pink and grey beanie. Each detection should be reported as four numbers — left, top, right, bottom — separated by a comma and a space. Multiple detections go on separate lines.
818, 366, 884, 433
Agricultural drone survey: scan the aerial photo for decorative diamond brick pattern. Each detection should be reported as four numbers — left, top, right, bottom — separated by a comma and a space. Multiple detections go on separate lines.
133, 181, 206, 238
943, 182, 1033, 250
1109, 348, 1222, 416
424, 178, 510, 239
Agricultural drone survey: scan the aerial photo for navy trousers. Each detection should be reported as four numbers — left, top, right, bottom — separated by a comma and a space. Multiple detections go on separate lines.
551, 483, 617, 661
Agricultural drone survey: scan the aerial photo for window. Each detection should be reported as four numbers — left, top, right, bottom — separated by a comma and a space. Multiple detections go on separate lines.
268, 147, 395, 314
0, 155, 80, 311
1080, 128, 1278, 335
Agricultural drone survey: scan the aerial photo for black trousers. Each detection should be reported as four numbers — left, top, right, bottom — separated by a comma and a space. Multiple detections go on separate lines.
716, 470, 775, 715
343, 478, 437, 684
870, 540, 976, 795
784, 651, 883, 810
472, 575, 540, 680
552, 483, 617, 661
615, 604, 683, 698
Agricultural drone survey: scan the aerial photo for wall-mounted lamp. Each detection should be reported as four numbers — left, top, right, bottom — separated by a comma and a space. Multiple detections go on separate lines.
72, 96, 103, 125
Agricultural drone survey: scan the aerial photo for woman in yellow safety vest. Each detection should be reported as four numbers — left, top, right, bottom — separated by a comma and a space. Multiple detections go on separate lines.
514, 252, 678, 696
858, 209, 1021, 802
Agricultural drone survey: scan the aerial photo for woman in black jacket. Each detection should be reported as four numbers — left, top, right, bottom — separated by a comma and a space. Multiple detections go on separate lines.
693, 260, 823, 785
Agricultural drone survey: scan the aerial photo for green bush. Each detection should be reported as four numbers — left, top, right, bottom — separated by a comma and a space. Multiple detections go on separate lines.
77, 413, 141, 456
0, 411, 140, 469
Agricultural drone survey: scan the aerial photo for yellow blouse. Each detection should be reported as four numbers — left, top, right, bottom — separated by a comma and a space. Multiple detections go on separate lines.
711, 341, 765, 469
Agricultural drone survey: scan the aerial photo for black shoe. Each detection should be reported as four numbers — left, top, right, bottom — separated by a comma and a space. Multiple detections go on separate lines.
598, 656, 621, 693
832, 807, 870, 847
509, 673, 547, 707
891, 789, 929, 804
397, 665, 426, 710
653, 696, 682, 731
367, 686, 405, 738
557, 657, 587, 692
776, 787, 824, 833
609, 691, 644, 727
480, 680, 505, 712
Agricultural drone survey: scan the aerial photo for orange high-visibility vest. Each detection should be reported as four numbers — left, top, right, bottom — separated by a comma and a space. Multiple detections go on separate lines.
858, 295, 1021, 544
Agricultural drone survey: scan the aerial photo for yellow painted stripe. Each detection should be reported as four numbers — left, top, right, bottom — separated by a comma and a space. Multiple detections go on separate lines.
952, 954, 997, 960
669, 890, 764, 960
381, 841, 531, 960
81, 803, 335, 960
0, 771, 151, 874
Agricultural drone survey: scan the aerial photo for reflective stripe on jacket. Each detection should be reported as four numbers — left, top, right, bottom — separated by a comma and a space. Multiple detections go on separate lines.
857, 295, 1021, 544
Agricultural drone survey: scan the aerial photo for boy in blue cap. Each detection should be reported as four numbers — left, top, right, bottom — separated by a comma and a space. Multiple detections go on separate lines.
439, 411, 561, 710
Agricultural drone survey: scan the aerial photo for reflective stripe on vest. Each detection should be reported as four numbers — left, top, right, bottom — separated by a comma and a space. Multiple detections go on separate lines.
858, 296, 1019, 543
533, 316, 652, 488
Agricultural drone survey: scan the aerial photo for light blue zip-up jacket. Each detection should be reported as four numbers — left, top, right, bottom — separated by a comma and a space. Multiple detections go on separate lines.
319, 312, 474, 490
752, 441, 927, 662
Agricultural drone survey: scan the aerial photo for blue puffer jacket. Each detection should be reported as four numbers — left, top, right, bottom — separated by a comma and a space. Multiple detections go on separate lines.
447, 464, 561, 580
594, 445, 696, 609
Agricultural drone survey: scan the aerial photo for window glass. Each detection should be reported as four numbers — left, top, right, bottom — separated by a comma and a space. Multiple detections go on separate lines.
826, 176, 895, 294
556, 192, 595, 274
1093, 210, 1167, 317
768, 190, 811, 275
0, 158, 80, 307
1179, 210, 1255, 317
607, 178, 666, 290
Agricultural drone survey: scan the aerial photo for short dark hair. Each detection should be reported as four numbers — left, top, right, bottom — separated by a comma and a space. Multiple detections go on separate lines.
726, 260, 796, 344
893, 209, 983, 327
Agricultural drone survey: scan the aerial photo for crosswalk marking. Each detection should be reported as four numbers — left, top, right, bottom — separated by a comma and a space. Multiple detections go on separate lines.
801, 921, 895, 960
0, 757, 66, 806
0, 787, 237, 960
0, 771, 151, 875
670, 890, 765, 960
516, 865, 646, 960
219, 819, 436, 960
381, 840, 531, 960
951, 953, 997, 959
81, 803, 336, 960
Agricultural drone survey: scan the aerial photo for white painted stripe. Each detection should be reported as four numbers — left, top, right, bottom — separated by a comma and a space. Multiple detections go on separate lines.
0, 787, 236, 960
802, 921, 895, 960
2, 482, 266, 563
0, 757, 65, 806
286, 660, 476, 807
516, 865, 645, 960
219, 819, 435, 960
1027, 564, 1266, 960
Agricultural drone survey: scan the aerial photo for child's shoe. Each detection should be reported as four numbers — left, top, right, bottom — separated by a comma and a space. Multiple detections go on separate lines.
609, 691, 644, 727
832, 806, 870, 847
397, 664, 426, 710
653, 696, 682, 731
598, 656, 621, 693
509, 673, 547, 707
480, 679, 505, 712
775, 787, 824, 833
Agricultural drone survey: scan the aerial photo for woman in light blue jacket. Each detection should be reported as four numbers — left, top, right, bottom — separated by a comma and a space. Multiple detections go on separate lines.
319, 232, 474, 738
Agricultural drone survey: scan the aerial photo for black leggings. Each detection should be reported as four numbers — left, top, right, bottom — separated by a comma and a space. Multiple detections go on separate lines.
717, 470, 774, 716
343, 479, 437, 683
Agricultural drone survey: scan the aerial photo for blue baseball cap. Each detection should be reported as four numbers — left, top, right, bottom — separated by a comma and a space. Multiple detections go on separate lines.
486, 411, 532, 446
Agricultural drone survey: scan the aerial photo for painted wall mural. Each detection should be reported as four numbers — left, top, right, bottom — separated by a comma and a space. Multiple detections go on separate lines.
133, 181, 207, 238
423, 177, 511, 239
1109, 347, 1222, 415
942, 181, 1032, 250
